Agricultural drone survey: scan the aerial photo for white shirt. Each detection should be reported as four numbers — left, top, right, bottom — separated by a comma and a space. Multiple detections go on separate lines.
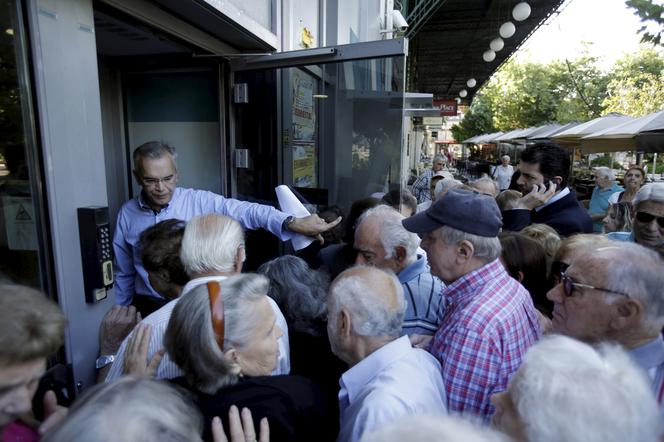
608, 191, 623, 205
494, 164, 514, 190
337, 336, 447, 442
106, 275, 290, 381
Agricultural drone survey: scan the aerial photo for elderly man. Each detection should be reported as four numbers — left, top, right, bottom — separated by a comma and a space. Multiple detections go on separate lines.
403, 189, 541, 421
491, 335, 660, 442
411, 155, 447, 203
470, 176, 499, 198
354, 205, 444, 336
106, 214, 290, 381
114, 141, 340, 313
631, 183, 664, 252
502, 142, 592, 236
588, 167, 623, 232
546, 241, 664, 414
328, 266, 447, 442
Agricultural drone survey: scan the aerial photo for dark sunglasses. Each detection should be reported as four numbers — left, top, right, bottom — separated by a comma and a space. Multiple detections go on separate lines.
207, 281, 225, 349
560, 272, 630, 298
635, 211, 664, 228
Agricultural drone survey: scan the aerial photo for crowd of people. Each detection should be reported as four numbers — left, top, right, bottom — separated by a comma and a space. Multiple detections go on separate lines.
2, 140, 664, 441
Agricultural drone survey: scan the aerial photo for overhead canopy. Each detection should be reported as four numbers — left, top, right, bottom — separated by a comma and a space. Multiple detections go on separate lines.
551, 113, 634, 146
580, 109, 664, 153
406, 0, 566, 102
528, 122, 581, 140
496, 128, 526, 142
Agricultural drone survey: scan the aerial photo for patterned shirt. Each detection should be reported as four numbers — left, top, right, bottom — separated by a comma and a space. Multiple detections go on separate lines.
113, 187, 292, 305
410, 169, 434, 203
398, 255, 445, 335
428, 259, 541, 421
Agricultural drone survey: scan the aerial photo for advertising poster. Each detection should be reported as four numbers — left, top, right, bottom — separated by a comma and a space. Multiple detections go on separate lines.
292, 70, 316, 141
293, 144, 316, 188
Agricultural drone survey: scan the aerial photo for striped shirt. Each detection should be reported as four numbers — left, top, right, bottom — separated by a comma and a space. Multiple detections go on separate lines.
428, 259, 541, 421
398, 255, 445, 335
106, 276, 290, 381
410, 169, 434, 203
627, 336, 664, 423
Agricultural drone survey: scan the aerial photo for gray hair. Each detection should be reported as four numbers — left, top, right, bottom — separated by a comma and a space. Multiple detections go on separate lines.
358, 205, 420, 263
594, 166, 615, 181
42, 377, 203, 442
360, 414, 509, 442
329, 266, 406, 337
257, 255, 328, 335
470, 177, 499, 197
164, 274, 269, 393
439, 225, 501, 262
585, 243, 664, 328
433, 155, 446, 164
510, 335, 660, 442
633, 182, 664, 208
133, 141, 178, 170
434, 179, 463, 199
501, 155, 511, 162
180, 214, 244, 275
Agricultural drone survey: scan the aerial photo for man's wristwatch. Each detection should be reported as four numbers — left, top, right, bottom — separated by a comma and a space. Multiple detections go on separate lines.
95, 355, 115, 370
282, 215, 296, 232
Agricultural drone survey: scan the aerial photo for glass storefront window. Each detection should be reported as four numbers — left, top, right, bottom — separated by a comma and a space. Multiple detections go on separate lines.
0, 2, 46, 288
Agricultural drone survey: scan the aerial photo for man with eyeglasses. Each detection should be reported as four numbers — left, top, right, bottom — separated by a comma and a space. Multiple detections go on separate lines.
546, 242, 664, 418
631, 183, 664, 255
502, 142, 592, 237
113, 141, 341, 315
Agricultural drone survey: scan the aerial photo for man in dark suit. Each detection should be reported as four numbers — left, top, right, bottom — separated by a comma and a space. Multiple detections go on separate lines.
502, 142, 592, 237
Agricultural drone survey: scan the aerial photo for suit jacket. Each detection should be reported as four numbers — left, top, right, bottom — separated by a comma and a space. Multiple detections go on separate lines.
502, 189, 593, 237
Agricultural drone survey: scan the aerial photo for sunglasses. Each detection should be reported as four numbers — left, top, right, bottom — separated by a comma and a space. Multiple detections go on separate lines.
207, 281, 225, 348
560, 272, 630, 298
635, 211, 664, 228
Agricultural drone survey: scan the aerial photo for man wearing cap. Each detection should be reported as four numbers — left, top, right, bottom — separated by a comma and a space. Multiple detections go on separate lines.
403, 188, 541, 422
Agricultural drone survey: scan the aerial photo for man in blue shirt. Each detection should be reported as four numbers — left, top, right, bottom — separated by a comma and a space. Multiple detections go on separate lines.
113, 141, 340, 311
588, 166, 623, 233
354, 205, 444, 337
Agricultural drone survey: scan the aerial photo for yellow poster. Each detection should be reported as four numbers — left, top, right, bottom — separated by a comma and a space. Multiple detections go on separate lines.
293, 144, 316, 188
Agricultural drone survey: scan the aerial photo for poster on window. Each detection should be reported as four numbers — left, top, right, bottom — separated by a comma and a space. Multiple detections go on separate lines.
293, 144, 316, 188
2, 196, 38, 251
292, 70, 315, 141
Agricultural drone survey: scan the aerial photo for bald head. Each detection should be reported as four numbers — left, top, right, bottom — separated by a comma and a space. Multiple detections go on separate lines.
329, 266, 406, 337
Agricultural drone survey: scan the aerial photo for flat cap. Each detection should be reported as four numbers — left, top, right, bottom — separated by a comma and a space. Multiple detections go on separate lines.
402, 188, 502, 237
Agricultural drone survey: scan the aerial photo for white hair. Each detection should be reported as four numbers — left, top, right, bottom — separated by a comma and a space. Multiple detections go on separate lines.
42, 377, 203, 442
360, 414, 509, 442
439, 225, 501, 262
434, 178, 463, 199
470, 177, 499, 196
165, 274, 269, 393
594, 166, 615, 181
510, 335, 660, 442
585, 243, 664, 328
329, 266, 406, 337
501, 155, 510, 162
180, 214, 244, 275
357, 205, 420, 263
632, 182, 664, 208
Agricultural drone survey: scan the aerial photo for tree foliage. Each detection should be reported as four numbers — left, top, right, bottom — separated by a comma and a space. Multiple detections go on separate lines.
626, 0, 664, 46
450, 94, 495, 142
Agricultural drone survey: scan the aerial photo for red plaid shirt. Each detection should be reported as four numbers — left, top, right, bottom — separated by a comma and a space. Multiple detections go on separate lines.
428, 259, 541, 421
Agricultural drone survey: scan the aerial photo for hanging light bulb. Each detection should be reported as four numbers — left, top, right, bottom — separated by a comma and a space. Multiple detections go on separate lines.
499, 21, 516, 38
467, 78, 477, 88
459, 89, 468, 98
490, 37, 504, 52
512, 2, 531, 21
483, 50, 496, 62
455, 97, 461, 103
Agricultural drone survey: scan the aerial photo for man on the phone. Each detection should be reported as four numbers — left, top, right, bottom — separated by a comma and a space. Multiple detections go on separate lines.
502, 142, 592, 237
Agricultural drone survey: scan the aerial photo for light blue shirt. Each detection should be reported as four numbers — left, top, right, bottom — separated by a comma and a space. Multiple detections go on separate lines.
337, 335, 447, 442
112, 187, 293, 305
589, 183, 623, 232
398, 255, 445, 335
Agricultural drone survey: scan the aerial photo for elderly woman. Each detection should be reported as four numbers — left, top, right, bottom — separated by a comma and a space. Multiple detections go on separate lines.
588, 167, 623, 232
493, 155, 514, 192
491, 335, 660, 442
165, 273, 332, 442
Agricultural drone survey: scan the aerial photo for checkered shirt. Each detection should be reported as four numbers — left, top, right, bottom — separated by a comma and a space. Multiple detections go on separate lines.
410, 169, 434, 203
428, 259, 541, 422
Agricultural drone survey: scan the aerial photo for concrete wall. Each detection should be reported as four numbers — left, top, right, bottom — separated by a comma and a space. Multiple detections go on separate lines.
28, 0, 112, 392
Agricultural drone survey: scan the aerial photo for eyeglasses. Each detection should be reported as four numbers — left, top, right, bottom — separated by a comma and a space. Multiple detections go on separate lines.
560, 272, 630, 298
635, 211, 664, 228
142, 175, 176, 188
207, 281, 225, 348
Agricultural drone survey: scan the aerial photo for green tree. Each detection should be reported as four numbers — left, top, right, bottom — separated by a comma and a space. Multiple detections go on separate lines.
450, 94, 495, 141
603, 48, 664, 116
626, 0, 664, 46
